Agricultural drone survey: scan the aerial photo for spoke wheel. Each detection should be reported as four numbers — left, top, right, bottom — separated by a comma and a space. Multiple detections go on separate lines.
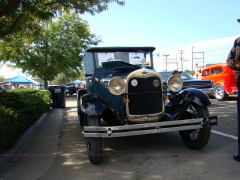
214, 84, 228, 101
179, 104, 211, 150
86, 116, 102, 164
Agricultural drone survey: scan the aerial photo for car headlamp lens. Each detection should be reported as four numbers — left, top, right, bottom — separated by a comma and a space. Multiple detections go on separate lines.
167, 75, 183, 92
108, 77, 126, 95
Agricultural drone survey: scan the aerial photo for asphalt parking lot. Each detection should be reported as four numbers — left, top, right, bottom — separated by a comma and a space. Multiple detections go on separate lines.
0, 95, 239, 180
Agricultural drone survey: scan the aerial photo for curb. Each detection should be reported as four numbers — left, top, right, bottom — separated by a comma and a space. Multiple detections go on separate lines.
0, 112, 47, 171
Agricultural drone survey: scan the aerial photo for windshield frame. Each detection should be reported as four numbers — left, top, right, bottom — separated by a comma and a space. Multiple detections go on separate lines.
92, 51, 153, 69
85, 47, 155, 71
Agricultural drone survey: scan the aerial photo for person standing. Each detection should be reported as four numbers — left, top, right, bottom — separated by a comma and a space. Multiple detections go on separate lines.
226, 18, 240, 162
172, 70, 182, 77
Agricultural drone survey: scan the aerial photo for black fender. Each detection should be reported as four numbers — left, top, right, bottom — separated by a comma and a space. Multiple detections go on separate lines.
166, 88, 210, 120
80, 93, 106, 116
78, 93, 125, 126
77, 88, 87, 117
181, 88, 211, 107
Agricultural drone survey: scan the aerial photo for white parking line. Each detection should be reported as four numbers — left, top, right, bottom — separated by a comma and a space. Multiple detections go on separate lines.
211, 130, 238, 140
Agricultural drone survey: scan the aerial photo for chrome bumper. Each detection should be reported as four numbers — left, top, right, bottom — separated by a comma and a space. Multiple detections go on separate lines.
201, 87, 215, 95
83, 116, 218, 138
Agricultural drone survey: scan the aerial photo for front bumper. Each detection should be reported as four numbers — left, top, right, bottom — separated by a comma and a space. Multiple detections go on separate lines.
200, 87, 215, 95
83, 116, 218, 138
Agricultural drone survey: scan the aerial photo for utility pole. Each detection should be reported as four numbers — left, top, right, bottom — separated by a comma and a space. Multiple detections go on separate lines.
178, 50, 184, 71
192, 47, 205, 75
163, 54, 170, 71
176, 54, 178, 70
203, 52, 205, 69
192, 47, 195, 74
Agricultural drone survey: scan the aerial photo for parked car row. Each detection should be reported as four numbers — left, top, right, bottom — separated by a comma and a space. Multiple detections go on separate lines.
158, 71, 215, 97
66, 82, 86, 96
200, 63, 238, 101
66, 86, 77, 96
159, 63, 239, 101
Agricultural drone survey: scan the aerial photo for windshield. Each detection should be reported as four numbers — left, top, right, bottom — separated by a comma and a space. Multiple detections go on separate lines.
159, 71, 194, 81
181, 71, 194, 79
93, 51, 152, 69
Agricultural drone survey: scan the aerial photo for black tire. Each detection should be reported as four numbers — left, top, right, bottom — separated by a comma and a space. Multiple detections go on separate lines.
77, 101, 86, 127
86, 116, 102, 164
179, 104, 211, 150
77, 101, 81, 125
214, 84, 228, 101
77, 101, 80, 115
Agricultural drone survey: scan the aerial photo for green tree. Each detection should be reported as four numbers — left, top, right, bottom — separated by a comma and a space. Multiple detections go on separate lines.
0, 12, 100, 89
50, 72, 71, 85
185, 69, 194, 76
0, 75, 6, 82
0, 0, 124, 38
50, 67, 85, 85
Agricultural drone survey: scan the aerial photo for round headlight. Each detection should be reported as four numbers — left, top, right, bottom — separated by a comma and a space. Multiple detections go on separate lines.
108, 77, 126, 95
167, 75, 183, 92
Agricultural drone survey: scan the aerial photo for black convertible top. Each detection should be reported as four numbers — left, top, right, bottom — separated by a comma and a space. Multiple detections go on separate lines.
86, 46, 156, 52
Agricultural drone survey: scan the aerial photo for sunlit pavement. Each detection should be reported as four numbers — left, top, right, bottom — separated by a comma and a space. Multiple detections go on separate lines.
1, 95, 240, 180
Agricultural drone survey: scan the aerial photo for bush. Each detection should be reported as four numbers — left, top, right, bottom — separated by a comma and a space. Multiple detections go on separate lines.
0, 89, 52, 152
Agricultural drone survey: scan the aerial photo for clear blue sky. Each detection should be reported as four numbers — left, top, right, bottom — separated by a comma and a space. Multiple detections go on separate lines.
81, 0, 240, 71
1, 0, 240, 77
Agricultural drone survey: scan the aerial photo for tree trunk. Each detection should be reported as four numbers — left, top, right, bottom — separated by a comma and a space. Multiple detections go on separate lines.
44, 79, 49, 89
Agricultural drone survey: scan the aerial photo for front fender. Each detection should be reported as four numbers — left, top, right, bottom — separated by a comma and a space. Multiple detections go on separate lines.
80, 93, 106, 116
181, 88, 211, 106
166, 88, 211, 120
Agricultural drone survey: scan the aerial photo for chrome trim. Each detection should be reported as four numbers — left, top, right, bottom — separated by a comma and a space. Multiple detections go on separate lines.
199, 87, 215, 95
125, 68, 164, 123
100, 78, 111, 83
83, 116, 218, 138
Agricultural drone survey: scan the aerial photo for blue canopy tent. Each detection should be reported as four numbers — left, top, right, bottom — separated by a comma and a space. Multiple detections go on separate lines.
73, 80, 85, 84
67, 80, 85, 86
66, 80, 85, 89
7, 75, 33, 84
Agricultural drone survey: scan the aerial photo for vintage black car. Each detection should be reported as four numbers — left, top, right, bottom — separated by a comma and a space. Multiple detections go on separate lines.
66, 86, 77, 96
77, 47, 217, 164
158, 71, 215, 96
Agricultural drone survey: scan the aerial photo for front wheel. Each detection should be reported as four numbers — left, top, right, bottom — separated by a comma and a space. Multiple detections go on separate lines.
77, 101, 84, 126
179, 104, 211, 150
214, 84, 228, 101
86, 116, 102, 164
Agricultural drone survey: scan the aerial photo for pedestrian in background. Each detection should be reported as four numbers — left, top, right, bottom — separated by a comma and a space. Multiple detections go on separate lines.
172, 70, 182, 77
226, 18, 240, 162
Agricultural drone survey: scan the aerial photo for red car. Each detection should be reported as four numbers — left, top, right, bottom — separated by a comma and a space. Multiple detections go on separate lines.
201, 63, 238, 100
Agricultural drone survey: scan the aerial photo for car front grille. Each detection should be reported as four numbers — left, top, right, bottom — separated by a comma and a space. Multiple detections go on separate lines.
127, 77, 163, 115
